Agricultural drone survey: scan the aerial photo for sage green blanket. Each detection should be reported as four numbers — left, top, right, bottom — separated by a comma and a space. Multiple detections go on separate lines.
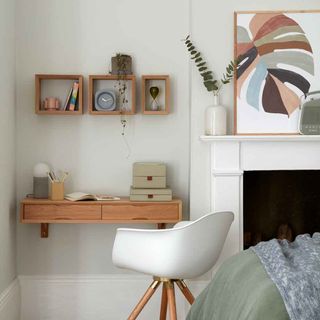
187, 250, 289, 320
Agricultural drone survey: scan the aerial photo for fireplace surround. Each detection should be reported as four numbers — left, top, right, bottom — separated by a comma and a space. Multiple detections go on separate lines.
200, 135, 320, 262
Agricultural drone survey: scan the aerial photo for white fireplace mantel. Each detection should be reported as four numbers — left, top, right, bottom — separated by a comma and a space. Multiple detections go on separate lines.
200, 134, 320, 263
200, 135, 320, 142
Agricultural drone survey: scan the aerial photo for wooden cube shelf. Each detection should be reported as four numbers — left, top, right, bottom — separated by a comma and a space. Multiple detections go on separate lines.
88, 75, 136, 115
142, 75, 170, 115
35, 74, 83, 115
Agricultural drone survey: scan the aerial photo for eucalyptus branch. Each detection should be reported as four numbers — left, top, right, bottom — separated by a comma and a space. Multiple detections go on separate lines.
183, 35, 237, 94
184, 35, 218, 92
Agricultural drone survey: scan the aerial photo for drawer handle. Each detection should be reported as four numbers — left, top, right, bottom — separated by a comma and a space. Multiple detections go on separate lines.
132, 217, 148, 220
54, 217, 71, 220
148, 194, 154, 199
147, 176, 153, 181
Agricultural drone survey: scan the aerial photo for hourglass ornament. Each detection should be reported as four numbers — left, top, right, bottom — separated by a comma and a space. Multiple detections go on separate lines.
149, 86, 160, 111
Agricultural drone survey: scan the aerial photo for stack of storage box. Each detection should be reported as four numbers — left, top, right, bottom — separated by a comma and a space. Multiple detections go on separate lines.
130, 162, 172, 201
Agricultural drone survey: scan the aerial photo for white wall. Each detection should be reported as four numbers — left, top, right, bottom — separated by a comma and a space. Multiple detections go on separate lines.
14, 0, 320, 318
0, 0, 16, 294
16, 0, 190, 275
190, 0, 320, 219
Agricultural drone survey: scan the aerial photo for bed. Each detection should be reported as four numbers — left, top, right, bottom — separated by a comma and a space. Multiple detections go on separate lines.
187, 234, 320, 320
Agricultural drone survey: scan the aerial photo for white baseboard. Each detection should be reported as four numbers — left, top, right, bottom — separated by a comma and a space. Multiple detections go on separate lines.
19, 275, 208, 320
0, 279, 20, 320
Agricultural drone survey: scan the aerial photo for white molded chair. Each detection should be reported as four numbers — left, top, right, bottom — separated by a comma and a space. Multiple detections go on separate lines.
112, 211, 234, 320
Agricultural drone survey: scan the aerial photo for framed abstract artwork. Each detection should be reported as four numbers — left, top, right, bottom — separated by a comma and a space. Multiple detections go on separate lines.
234, 10, 320, 135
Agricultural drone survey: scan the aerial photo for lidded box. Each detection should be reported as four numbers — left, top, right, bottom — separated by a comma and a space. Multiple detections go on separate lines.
133, 162, 166, 189
130, 187, 172, 202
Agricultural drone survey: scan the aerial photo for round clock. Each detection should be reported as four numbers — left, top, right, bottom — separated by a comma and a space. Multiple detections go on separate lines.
95, 89, 116, 111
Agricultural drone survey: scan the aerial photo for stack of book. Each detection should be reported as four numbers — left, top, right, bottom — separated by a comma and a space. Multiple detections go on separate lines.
64, 81, 79, 111
130, 162, 172, 202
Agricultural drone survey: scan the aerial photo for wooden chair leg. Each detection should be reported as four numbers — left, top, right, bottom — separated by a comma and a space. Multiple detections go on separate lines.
166, 281, 177, 320
176, 280, 195, 304
128, 280, 160, 320
160, 283, 168, 320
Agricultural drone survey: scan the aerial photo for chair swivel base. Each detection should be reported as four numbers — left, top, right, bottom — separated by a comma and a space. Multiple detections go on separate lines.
128, 277, 195, 320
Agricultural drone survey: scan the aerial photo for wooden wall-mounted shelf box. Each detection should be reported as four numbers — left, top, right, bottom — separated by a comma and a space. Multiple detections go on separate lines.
20, 197, 182, 238
88, 75, 136, 115
142, 75, 170, 115
35, 74, 83, 115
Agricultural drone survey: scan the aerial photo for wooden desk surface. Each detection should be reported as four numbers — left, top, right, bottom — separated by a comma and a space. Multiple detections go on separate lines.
20, 197, 183, 237
21, 197, 182, 205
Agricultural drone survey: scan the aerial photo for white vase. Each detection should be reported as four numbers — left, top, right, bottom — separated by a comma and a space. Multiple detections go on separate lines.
205, 94, 227, 135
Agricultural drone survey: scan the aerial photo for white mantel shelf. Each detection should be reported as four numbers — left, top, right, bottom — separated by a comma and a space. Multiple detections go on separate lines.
200, 135, 320, 142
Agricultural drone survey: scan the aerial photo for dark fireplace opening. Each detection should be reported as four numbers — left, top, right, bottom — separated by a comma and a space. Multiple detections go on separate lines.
243, 170, 320, 249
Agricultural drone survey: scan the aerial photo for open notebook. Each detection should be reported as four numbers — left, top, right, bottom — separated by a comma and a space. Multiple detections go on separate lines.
65, 192, 120, 202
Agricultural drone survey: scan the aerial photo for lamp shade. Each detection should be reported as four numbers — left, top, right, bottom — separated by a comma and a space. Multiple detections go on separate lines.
33, 163, 50, 178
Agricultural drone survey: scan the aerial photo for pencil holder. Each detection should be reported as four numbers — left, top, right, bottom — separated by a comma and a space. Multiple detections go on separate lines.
50, 182, 64, 201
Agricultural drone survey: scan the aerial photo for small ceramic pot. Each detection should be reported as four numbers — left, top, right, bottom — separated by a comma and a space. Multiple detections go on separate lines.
43, 97, 60, 110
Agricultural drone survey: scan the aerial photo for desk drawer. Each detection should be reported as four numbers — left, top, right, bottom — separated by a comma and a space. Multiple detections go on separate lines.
24, 204, 101, 221
102, 203, 180, 221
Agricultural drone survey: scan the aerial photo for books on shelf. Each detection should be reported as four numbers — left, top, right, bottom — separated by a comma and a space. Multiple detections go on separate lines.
63, 87, 73, 110
69, 81, 79, 111
64, 81, 79, 111
65, 192, 120, 202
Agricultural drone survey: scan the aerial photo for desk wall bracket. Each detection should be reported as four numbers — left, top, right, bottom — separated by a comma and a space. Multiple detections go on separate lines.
41, 223, 49, 238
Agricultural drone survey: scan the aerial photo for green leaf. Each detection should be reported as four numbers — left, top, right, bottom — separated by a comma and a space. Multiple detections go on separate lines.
204, 80, 219, 92
195, 57, 202, 63
185, 40, 191, 45
201, 71, 212, 77
192, 52, 201, 59
196, 62, 206, 67
187, 43, 192, 47
199, 67, 207, 72
188, 46, 195, 51
186, 35, 190, 40
190, 50, 197, 55
203, 74, 213, 81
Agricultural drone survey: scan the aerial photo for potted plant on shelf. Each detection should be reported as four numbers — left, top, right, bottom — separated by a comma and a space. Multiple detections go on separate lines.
112, 53, 131, 136
109, 53, 133, 158
183, 35, 237, 135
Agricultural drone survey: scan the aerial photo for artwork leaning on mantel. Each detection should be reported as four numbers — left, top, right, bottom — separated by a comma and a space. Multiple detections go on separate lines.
234, 10, 320, 135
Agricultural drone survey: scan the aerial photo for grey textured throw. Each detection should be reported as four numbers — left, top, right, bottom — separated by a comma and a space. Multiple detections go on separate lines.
252, 233, 320, 320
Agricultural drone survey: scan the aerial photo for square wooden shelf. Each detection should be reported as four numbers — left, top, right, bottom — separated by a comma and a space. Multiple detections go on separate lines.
35, 74, 83, 115
88, 75, 136, 115
142, 75, 170, 115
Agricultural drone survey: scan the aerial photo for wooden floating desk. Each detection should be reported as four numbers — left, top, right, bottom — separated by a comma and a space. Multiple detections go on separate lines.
20, 197, 182, 238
